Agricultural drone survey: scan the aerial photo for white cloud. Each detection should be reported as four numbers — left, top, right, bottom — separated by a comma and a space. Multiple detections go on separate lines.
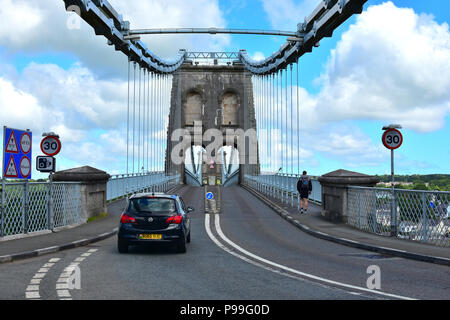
251, 51, 266, 61
0, 77, 49, 130
0, 0, 43, 47
0, 61, 153, 174
261, 2, 450, 133
15, 62, 127, 129
311, 125, 389, 167
314, 1, 450, 132
50, 124, 87, 143
254, 1, 450, 169
0, 0, 230, 78
259, 1, 450, 170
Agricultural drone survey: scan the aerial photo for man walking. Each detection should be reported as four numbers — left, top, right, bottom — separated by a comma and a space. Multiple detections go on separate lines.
297, 171, 312, 214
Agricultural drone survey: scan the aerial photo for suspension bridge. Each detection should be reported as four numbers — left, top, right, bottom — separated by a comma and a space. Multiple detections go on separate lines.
61, 0, 367, 188
0, 0, 449, 302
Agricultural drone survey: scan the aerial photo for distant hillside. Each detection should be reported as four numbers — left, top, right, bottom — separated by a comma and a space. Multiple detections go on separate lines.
375, 174, 450, 191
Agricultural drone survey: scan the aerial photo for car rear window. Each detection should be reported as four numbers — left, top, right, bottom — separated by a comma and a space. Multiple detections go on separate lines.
128, 197, 177, 215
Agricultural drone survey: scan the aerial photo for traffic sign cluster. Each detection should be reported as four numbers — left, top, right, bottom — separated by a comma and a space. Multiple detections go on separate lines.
2, 127, 62, 180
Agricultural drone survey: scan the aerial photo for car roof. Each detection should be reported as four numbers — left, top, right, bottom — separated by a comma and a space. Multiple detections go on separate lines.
129, 192, 179, 200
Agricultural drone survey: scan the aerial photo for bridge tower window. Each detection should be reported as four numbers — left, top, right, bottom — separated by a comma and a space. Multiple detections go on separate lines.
185, 92, 202, 126
221, 92, 239, 126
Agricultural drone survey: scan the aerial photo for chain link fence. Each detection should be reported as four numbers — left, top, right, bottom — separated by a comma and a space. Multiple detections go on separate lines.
348, 186, 450, 247
1, 181, 82, 238
1, 172, 181, 239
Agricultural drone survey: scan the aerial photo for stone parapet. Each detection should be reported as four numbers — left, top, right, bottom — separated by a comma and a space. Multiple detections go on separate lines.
53, 166, 111, 222
318, 169, 379, 222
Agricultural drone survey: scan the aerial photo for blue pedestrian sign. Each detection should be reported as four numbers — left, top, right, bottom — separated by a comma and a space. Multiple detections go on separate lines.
2, 127, 32, 180
206, 192, 214, 200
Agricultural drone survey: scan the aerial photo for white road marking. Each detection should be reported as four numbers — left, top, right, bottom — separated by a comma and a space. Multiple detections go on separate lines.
55, 249, 98, 300
25, 291, 40, 299
57, 290, 71, 298
43, 263, 55, 268
32, 273, 46, 279
25, 257, 61, 300
26, 285, 39, 291
205, 213, 416, 301
56, 283, 69, 290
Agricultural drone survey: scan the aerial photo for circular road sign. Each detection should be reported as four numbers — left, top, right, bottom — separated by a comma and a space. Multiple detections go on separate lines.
206, 192, 214, 200
19, 156, 31, 177
20, 132, 32, 154
382, 129, 403, 150
40, 136, 62, 156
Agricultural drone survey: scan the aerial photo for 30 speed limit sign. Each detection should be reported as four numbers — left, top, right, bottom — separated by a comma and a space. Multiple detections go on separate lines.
382, 129, 403, 150
40, 136, 62, 156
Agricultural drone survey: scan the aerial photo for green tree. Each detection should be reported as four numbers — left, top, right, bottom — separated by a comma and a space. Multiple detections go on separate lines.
412, 182, 428, 191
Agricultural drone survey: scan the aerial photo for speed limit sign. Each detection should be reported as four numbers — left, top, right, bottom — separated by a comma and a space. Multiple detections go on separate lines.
40, 136, 62, 156
382, 129, 403, 150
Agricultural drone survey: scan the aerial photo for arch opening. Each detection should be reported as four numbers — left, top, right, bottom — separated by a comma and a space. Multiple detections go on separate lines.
221, 92, 239, 126
184, 91, 202, 126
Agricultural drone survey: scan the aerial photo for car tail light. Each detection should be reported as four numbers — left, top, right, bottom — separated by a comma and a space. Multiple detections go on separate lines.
166, 215, 183, 224
121, 213, 136, 224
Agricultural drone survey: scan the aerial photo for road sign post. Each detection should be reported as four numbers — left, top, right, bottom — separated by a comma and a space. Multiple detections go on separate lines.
2, 127, 32, 235
382, 125, 403, 237
39, 133, 61, 231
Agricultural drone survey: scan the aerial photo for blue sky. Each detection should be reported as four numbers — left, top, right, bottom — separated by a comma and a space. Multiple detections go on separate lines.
0, 0, 449, 178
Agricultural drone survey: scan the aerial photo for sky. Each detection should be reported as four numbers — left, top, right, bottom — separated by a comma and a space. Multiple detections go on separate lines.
0, 0, 449, 178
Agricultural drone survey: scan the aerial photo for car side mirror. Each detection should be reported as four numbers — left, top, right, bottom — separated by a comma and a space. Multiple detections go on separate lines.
187, 207, 194, 213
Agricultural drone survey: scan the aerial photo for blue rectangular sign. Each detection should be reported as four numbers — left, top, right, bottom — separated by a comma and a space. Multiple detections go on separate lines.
2, 127, 32, 180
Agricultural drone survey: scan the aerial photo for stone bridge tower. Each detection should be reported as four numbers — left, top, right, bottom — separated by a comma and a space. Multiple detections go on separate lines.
165, 61, 258, 185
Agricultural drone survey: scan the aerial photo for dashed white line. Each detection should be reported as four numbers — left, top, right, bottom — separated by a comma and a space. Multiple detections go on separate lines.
25, 257, 61, 300
56, 248, 98, 300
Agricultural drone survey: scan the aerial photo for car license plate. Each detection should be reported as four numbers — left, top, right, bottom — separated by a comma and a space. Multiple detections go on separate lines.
139, 234, 162, 240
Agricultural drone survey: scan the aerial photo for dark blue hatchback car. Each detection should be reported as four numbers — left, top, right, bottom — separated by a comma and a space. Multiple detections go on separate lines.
117, 193, 193, 253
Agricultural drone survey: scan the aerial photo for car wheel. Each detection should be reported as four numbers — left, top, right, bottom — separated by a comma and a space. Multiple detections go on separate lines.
118, 239, 129, 253
177, 237, 187, 253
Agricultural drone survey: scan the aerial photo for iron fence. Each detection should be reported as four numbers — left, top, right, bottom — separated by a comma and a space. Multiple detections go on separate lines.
243, 174, 322, 208
1, 181, 82, 238
106, 172, 180, 202
348, 186, 450, 247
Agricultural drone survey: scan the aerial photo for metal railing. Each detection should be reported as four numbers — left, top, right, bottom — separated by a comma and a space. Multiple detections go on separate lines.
106, 172, 180, 202
184, 169, 202, 187
348, 186, 450, 247
243, 174, 322, 208
1, 181, 82, 238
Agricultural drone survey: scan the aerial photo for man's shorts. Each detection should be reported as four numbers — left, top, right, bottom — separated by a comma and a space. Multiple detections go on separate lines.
300, 189, 309, 199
